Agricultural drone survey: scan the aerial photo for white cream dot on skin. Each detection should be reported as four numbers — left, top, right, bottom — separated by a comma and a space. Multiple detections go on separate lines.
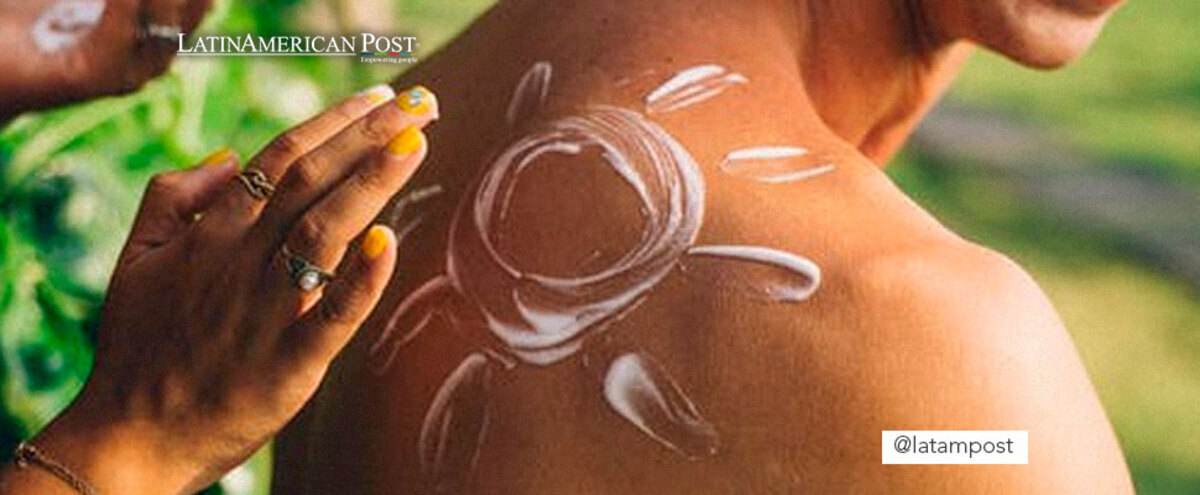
31, 0, 106, 53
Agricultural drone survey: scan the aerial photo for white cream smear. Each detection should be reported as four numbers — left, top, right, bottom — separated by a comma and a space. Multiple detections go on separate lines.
31, 0, 107, 53
419, 353, 493, 494
369, 61, 833, 487
387, 184, 444, 225
684, 245, 821, 303
604, 352, 719, 458
385, 184, 445, 248
720, 146, 836, 184
457, 105, 705, 366
644, 64, 747, 114
505, 61, 552, 125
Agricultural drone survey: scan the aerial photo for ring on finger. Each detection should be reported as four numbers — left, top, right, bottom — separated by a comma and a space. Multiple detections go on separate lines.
237, 168, 276, 200
136, 11, 182, 43
281, 245, 334, 292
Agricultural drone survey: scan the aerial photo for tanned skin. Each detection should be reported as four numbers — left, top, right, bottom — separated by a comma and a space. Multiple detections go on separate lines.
274, 0, 1133, 492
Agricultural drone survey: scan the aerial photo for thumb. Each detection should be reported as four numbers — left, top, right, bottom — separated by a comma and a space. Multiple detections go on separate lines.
125, 149, 239, 259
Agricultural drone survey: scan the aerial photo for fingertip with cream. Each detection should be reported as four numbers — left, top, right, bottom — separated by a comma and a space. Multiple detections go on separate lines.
397, 85, 439, 120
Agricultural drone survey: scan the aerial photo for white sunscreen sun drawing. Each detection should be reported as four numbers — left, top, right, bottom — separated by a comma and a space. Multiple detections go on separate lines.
370, 62, 835, 492
31, 0, 107, 53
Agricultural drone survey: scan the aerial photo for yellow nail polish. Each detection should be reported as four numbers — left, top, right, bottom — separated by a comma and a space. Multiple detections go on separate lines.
200, 147, 234, 166
387, 126, 425, 155
362, 225, 390, 260
397, 85, 437, 117
361, 84, 395, 106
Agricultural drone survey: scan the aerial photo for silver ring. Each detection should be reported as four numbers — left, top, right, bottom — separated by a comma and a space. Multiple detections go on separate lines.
144, 23, 183, 41
281, 245, 334, 292
135, 6, 183, 43
237, 169, 275, 201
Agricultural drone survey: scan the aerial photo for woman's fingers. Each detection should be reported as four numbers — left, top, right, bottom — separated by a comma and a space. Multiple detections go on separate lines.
253, 86, 439, 248
282, 225, 397, 366
282, 127, 427, 275
201, 85, 398, 228
255, 85, 404, 181
258, 126, 428, 325
122, 150, 239, 263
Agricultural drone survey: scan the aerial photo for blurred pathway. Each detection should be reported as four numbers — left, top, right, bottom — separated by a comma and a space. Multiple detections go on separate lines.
910, 103, 1200, 292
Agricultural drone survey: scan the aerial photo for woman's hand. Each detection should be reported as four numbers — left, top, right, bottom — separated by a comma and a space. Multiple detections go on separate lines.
11, 84, 437, 494
0, 0, 210, 116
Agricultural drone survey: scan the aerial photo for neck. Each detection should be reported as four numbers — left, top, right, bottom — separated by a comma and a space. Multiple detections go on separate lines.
797, 0, 971, 162
478, 0, 971, 165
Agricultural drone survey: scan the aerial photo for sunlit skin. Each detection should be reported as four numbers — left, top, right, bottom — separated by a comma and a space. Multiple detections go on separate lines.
275, 0, 1132, 493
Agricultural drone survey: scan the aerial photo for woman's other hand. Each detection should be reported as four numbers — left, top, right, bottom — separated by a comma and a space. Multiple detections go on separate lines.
10, 84, 438, 494
1, 0, 210, 116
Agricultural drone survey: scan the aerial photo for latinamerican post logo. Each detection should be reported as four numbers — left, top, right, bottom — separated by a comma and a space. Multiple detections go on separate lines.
176, 33, 420, 64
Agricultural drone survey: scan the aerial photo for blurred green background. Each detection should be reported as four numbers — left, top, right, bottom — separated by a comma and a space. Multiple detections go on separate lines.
0, 1, 1196, 493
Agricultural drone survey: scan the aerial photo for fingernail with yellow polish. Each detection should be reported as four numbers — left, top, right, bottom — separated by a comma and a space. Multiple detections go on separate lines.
360, 84, 396, 106
387, 126, 425, 156
201, 147, 234, 167
362, 225, 390, 261
397, 85, 438, 119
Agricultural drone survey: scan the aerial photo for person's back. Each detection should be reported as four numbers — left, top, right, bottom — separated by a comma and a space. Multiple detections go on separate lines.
273, 0, 1133, 492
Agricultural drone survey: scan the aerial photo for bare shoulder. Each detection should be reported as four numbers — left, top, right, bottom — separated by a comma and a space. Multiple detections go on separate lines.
849, 235, 1064, 349
782, 199, 1134, 492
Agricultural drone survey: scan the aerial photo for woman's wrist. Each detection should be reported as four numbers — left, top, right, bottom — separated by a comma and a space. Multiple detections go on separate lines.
28, 404, 198, 494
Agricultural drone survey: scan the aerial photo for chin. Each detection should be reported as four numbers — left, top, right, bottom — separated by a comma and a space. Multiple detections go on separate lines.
935, 0, 1122, 69
984, 13, 1112, 69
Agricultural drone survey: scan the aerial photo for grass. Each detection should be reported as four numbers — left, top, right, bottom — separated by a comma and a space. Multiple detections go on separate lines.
949, 0, 1200, 183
